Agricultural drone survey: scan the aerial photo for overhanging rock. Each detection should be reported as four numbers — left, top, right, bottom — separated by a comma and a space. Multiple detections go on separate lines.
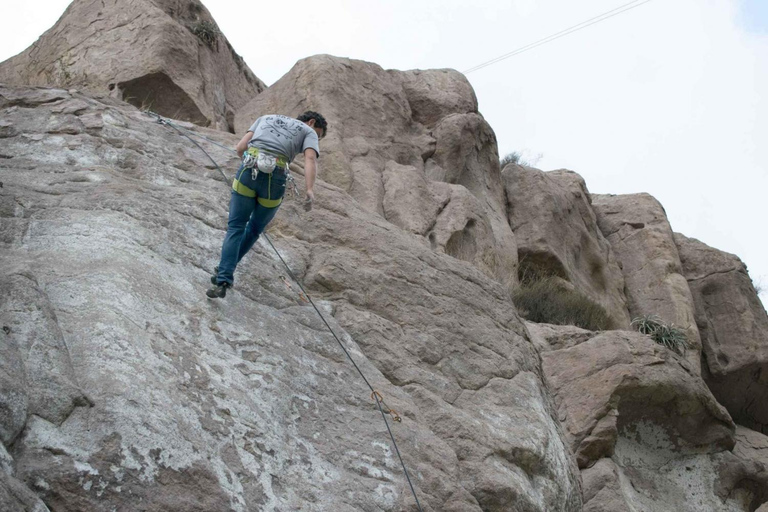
0, 0, 265, 132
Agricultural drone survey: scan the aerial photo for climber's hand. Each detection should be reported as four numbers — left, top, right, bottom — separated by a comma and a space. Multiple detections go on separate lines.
304, 189, 314, 212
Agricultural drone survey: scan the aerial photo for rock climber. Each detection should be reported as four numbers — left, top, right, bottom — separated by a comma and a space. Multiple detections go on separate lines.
207, 111, 327, 298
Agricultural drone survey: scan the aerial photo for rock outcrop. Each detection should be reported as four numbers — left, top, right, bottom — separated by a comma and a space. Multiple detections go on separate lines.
235, 55, 518, 285
539, 328, 733, 468
676, 233, 768, 434
532, 322, 768, 512
0, 0, 265, 131
593, 193, 702, 371
0, 85, 580, 511
503, 166, 630, 327
2, 5, 768, 510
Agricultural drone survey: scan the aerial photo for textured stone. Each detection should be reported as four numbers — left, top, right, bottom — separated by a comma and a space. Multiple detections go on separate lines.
235, 55, 518, 284
540, 323, 767, 512
0, 0, 265, 131
593, 193, 702, 371
524, 321, 595, 353
399, 69, 478, 127
581, 459, 632, 512
0, 84, 580, 511
381, 160, 441, 236
0, 274, 90, 441
504, 166, 630, 327
676, 233, 768, 434
582, 434, 768, 512
714, 426, 768, 511
541, 329, 734, 469
0, 470, 51, 512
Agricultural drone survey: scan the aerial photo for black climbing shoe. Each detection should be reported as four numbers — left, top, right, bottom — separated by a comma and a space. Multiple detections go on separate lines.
206, 281, 230, 299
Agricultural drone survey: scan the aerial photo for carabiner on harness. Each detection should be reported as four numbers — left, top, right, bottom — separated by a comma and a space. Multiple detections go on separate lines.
286, 173, 300, 198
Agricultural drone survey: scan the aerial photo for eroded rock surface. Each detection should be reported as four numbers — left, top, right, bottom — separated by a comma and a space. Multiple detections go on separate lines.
0, 85, 580, 511
593, 193, 702, 371
0, 0, 265, 131
504, 166, 629, 327
235, 55, 518, 284
540, 329, 733, 469
676, 233, 768, 434
537, 323, 767, 512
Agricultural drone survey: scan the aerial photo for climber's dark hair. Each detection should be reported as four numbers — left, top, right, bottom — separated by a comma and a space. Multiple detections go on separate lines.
298, 111, 328, 138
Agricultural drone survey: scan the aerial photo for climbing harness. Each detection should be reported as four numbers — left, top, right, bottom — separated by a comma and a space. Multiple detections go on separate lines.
146, 111, 424, 511
241, 146, 288, 176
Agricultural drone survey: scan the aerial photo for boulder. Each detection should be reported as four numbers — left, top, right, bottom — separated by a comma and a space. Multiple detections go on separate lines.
540, 329, 733, 469
712, 426, 768, 511
538, 323, 768, 511
0, 84, 580, 511
593, 193, 702, 371
581, 429, 768, 512
504, 166, 630, 327
734, 425, 768, 466
581, 459, 632, 512
0, 0, 265, 131
399, 69, 478, 127
676, 233, 768, 434
235, 55, 518, 284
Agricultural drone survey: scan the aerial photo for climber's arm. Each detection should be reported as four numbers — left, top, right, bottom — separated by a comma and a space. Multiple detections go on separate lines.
236, 131, 253, 158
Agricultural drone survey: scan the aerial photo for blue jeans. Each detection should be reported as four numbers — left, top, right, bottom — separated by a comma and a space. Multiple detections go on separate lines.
216, 165, 287, 284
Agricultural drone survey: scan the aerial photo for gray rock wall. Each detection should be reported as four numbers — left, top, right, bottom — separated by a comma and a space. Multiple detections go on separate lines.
676, 233, 768, 434
533, 322, 768, 512
0, 85, 580, 511
593, 193, 702, 371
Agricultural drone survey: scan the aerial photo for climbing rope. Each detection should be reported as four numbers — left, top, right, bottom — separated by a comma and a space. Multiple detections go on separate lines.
146, 111, 424, 511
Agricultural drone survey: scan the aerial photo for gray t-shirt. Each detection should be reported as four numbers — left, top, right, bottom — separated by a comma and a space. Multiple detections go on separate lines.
247, 115, 320, 162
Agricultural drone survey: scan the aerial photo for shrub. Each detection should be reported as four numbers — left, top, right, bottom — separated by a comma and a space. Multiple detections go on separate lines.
511, 276, 611, 331
500, 151, 542, 169
752, 276, 764, 295
191, 20, 218, 49
500, 152, 525, 168
631, 315, 688, 355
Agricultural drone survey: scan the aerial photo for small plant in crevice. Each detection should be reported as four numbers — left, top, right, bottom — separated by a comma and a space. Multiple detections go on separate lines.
752, 276, 765, 295
191, 20, 218, 49
500, 151, 526, 168
511, 275, 612, 331
631, 315, 688, 356
499, 151, 543, 169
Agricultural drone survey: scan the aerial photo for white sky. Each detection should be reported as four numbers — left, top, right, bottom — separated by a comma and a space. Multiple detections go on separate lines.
1, 0, 766, 308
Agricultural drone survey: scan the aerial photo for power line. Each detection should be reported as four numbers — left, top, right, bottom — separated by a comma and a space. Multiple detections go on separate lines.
463, 0, 653, 74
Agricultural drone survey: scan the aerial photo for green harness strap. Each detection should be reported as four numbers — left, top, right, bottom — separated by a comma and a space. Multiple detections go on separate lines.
231, 166, 283, 208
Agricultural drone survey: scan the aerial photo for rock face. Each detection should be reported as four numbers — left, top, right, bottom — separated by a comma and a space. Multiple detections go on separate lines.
0, 85, 580, 511
676, 233, 768, 434
503, 166, 630, 327
0, 0, 265, 131
539, 328, 733, 469
593, 193, 702, 371
534, 322, 768, 512
2, 12, 768, 509
235, 55, 518, 285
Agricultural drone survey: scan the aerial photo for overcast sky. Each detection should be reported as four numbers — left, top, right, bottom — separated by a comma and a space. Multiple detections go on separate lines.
2, 0, 766, 308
